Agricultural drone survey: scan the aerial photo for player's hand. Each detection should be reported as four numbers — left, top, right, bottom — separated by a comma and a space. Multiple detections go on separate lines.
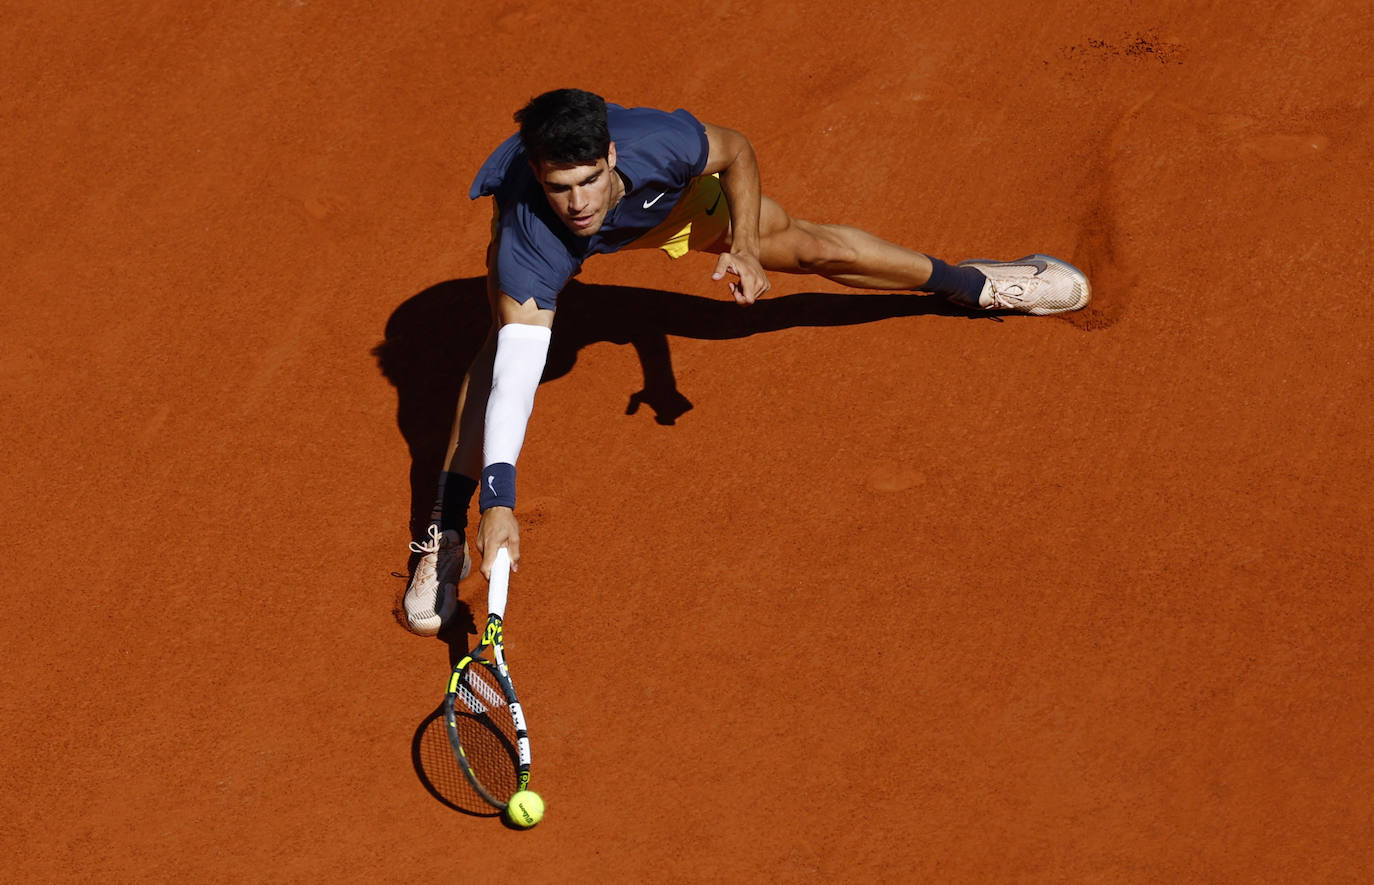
712, 251, 770, 304
476, 506, 520, 577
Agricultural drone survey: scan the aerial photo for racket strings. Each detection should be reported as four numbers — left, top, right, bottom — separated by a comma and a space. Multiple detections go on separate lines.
451, 661, 521, 804
457, 668, 506, 713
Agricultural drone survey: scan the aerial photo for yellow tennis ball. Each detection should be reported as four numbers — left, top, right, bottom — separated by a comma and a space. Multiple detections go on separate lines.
507, 790, 544, 828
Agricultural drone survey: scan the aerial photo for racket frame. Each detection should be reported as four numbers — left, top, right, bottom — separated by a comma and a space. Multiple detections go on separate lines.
442, 547, 530, 809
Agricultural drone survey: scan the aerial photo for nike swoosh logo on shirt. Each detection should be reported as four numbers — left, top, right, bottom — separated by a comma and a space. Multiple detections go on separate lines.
643, 192, 666, 209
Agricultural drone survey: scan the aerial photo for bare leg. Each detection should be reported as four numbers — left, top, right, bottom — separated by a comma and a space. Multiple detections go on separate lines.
712, 196, 935, 289
442, 327, 496, 478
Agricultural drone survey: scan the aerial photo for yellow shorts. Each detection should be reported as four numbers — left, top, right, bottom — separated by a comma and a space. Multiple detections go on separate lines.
625, 173, 730, 259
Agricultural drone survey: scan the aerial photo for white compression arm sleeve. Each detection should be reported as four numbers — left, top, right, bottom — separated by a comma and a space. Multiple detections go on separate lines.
481, 322, 552, 508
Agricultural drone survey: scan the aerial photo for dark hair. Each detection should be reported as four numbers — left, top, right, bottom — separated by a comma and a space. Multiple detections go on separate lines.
514, 89, 610, 167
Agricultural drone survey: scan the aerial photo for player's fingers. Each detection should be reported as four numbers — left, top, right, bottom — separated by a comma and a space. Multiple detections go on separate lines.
490, 529, 521, 576
738, 271, 763, 304
480, 546, 501, 579
711, 252, 734, 281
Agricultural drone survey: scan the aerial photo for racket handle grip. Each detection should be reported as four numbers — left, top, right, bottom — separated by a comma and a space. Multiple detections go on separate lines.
487, 546, 512, 619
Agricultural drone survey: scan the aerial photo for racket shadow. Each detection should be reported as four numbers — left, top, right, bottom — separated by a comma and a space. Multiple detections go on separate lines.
410, 702, 504, 817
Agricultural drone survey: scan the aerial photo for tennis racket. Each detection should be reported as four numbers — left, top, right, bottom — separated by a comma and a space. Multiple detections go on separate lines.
443, 546, 531, 809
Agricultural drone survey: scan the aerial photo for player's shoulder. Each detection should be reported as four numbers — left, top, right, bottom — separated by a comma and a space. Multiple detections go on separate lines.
608, 103, 703, 138
608, 103, 708, 178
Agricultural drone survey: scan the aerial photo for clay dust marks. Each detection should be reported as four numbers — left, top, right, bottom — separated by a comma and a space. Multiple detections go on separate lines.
1237, 133, 1331, 163
866, 465, 927, 493
1059, 31, 1188, 71
1162, 102, 1337, 167
1061, 93, 1158, 333
1061, 90, 1334, 332
1046, 33, 1191, 332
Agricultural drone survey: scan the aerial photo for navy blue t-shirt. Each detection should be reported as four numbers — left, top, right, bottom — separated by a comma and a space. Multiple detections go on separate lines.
469, 104, 710, 310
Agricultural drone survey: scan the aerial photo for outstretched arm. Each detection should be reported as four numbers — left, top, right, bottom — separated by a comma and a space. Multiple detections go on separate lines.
701, 122, 771, 304
476, 292, 554, 576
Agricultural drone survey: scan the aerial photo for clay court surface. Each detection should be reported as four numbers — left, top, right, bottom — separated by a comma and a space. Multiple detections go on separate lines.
4, 1, 1371, 881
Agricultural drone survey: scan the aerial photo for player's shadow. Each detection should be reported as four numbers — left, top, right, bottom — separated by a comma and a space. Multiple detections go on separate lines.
373, 276, 957, 536
386, 278, 948, 812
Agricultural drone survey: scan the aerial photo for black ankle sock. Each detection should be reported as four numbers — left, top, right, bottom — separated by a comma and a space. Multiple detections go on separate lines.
438, 472, 478, 534
923, 256, 988, 304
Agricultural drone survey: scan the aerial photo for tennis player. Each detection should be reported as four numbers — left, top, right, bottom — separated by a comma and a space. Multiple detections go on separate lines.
403, 88, 1089, 634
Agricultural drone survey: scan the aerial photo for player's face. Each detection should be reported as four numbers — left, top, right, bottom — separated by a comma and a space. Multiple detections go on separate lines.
534, 143, 621, 237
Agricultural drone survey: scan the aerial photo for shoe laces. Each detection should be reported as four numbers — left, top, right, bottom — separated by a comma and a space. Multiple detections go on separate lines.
984, 276, 1042, 310
409, 523, 442, 556
409, 525, 442, 586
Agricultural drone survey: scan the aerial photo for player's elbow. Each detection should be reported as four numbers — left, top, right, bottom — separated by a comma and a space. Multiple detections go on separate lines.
725, 129, 755, 166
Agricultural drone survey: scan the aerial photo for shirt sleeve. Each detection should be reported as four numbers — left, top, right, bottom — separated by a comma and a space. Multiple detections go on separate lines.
469, 132, 523, 200
493, 201, 578, 311
627, 106, 710, 189
667, 107, 711, 181
471, 132, 579, 309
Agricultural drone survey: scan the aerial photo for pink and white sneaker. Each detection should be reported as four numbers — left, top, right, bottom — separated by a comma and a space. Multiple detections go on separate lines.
953, 254, 1091, 315
403, 524, 471, 636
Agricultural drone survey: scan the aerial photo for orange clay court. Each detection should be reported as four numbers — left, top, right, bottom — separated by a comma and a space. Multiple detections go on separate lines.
2, 2, 1371, 882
